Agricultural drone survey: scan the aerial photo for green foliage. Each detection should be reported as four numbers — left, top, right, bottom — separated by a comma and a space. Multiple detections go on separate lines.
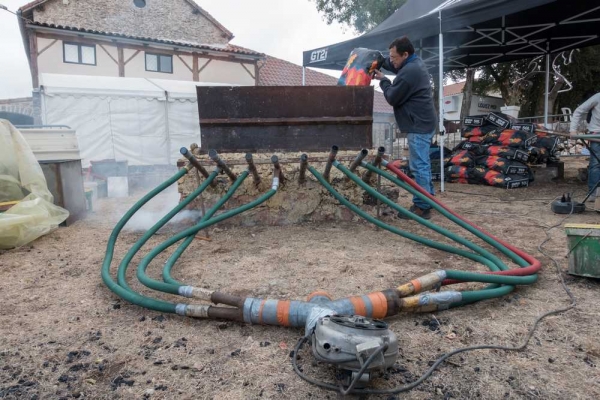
313, 0, 407, 33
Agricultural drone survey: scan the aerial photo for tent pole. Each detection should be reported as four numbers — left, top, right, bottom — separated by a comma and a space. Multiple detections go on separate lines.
438, 10, 445, 193
544, 53, 550, 128
302, 67, 306, 86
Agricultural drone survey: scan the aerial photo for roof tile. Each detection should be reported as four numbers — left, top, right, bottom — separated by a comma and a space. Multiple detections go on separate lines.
259, 56, 393, 114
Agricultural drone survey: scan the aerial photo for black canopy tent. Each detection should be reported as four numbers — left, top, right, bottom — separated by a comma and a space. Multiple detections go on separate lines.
302, 0, 600, 190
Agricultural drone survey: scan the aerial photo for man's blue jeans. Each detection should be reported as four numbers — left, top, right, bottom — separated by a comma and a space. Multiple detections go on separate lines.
589, 140, 600, 195
408, 131, 435, 210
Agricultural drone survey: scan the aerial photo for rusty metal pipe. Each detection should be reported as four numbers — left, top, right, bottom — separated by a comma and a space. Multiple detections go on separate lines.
207, 306, 244, 322
180, 147, 210, 180
211, 292, 245, 308
245, 153, 261, 186
208, 149, 237, 182
271, 155, 285, 186
346, 149, 369, 181
298, 153, 309, 184
362, 146, 386, 184
323, 145, 339, 182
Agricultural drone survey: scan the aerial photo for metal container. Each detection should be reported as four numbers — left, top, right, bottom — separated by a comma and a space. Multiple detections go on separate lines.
196, 86, 374, 153
565, 224, 600, 278
40, 160, 86, 226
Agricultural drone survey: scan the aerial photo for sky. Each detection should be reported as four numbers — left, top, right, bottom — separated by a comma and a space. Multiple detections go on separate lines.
0, 0, 358, 100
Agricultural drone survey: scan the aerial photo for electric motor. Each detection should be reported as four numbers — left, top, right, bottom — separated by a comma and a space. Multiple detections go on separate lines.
312, 315, 399, 386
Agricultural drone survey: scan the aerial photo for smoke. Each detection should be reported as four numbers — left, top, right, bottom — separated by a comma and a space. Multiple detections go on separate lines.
121, 186, 203, 232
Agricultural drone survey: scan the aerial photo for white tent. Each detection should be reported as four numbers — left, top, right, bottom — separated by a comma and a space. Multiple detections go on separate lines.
39, 73, 240, 167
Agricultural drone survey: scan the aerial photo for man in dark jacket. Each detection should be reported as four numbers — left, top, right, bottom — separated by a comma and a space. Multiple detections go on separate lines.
373, 36, 437, 219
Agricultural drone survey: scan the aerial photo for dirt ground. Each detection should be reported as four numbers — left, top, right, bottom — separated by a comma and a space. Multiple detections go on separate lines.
1, 160, 599, 400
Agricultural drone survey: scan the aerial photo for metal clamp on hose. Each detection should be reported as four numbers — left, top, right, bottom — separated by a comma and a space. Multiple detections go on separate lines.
208, 149, 237, 182
323, 145, 339, 182
271, 155, 284, 188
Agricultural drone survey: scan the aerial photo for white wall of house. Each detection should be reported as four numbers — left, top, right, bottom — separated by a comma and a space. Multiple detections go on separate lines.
37, 37, 120, 77
34, 33, 257, 86
200, 61, 256, 86
123, 49, 193, 81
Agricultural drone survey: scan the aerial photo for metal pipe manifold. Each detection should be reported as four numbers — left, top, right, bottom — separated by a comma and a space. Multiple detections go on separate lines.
271, 155, 285, 187
346, 149, 369, 181
362, 146, 386, 184
323, 145, 339, 182
245, 153, 261, 186
208, 149, 237, 182
298, 153, 309, 184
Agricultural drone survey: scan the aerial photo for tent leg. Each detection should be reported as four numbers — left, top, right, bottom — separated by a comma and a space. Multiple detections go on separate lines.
544, 53, 550, 128
438, 11, 445, 193
302, 67, 306, 86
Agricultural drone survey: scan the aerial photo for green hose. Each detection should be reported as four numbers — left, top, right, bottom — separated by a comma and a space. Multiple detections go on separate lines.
101, 168, 188, 314
116, 170, 219, 290
335, 161, 508, 272
363, 162, 527, 267
309, 167, 523, 291
362, 163, 537, 286
162, 172, 249, 285
137, 180, 275, 295
571, 134, 600, 140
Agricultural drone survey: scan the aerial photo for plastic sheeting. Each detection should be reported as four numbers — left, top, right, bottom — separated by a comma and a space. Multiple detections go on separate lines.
0, 120, 69, 249
40, 74, 238, 167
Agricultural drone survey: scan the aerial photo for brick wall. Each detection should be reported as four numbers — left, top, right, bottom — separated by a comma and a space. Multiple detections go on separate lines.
33, 0, 230, 45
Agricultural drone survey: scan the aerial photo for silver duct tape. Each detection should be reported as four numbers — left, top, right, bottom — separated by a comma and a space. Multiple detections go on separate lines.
243, 298, 260, 324
418, 291, 462, 308
185, 304, 210, 318
381, 159, 389, 166
272, 177, 280, 190
175, 304, 187, 316
418, 271, 447, 290
304, 307, 337, 336
191, 287, 214, 301
178, 286, 194, 298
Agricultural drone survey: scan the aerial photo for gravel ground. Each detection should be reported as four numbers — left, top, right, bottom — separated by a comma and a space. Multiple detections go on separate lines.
1, 160, 599, 400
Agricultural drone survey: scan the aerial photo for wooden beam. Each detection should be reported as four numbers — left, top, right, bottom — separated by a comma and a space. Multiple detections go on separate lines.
124, 50, 141, 65
197, 59, 212, 76
192, 53, 199, 82
117, 46, 124, 77
37, 38, 57, 56
29, 32, 39, 88
35, 32, 258, 63
240, 63, 255, 80
176, 54, 193, 73
254, 62, 259, 86
98, 43, 118, 65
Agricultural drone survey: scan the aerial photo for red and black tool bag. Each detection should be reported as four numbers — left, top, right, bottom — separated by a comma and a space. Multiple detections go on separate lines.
485, 146, 530, 163
476, 156, 530, 175
482, 129, 537, 148
444, 150, 475, 168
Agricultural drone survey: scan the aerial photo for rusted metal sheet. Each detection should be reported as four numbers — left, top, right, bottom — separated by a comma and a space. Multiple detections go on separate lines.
197, 86, 374, 152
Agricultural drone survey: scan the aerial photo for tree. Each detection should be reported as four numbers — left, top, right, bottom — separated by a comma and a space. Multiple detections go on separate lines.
313, 0, 407, 34
459, 69, 476, 123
